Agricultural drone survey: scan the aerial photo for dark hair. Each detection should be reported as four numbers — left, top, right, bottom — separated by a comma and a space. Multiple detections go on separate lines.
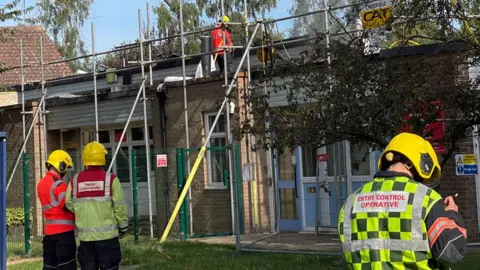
381, 151, 423, 183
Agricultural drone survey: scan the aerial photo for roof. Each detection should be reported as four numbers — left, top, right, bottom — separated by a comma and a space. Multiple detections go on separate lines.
0, 26, 73, 87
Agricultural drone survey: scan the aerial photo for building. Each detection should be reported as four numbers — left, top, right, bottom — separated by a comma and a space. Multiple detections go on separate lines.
1, 33, 480, 241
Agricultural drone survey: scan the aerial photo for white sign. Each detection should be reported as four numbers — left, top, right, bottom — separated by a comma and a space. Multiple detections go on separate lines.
156, 154, 168, 168
78, 181, 104, 192
353, 191, 408, 213
455, 154, 478, 175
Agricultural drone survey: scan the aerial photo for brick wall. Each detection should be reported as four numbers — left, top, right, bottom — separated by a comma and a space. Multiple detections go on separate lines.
236, 73, 272, 234
0, 101, 45, 236
151, 75, 273, 237
387, 51, 479, 241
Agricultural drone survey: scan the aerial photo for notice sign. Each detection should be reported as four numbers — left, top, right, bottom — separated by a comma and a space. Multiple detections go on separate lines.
352, 191, 409, 213
316, 153, 329, 162
455, 154, 478, 175
78, 181, 104, 193
156, 154, 167, 168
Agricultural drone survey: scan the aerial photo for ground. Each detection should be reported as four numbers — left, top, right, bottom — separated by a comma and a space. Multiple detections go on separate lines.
6, 236, 480, 269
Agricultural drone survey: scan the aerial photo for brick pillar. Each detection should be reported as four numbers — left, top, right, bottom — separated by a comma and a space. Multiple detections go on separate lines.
32, 101, 45, 236
235, 72, 272, 234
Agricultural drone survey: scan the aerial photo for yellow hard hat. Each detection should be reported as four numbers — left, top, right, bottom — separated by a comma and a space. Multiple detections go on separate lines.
219, 15, 230, 23
378, 132, 441, 187
46, 150, 73, 174
82, 141, 108, 166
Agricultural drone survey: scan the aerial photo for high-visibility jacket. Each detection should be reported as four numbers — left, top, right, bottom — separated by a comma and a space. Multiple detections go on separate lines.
338, 172, 466, 270
37, 171, 75, 235
212, 25, 232, 55
66, 167, 128, 242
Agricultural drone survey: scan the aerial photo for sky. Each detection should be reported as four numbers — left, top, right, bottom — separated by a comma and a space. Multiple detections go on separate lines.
2, 0, 293, 54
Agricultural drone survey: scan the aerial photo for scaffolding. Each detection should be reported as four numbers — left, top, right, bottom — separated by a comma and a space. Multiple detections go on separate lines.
3, 0, 479, 257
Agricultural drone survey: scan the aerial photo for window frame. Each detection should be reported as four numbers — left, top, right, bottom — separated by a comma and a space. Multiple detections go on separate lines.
204, 112, 228, 189
80, 124, 154, 186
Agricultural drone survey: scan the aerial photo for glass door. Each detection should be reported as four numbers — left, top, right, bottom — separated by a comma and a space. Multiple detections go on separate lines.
276, 147, 301, 231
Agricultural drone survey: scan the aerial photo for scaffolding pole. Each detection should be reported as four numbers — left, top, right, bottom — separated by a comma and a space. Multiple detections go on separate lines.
159, 22, 262, 244
138, 9, 155, 238
219, 0, 237, 236
92, 22, 99, 141
6, 94, 47, 192
40, 36, 47, 175
20, 40, 26, 153
178, 0, 195, 237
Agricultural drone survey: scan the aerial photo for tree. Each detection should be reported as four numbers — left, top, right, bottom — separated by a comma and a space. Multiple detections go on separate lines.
98, 0, 283, 69
235, 0, 480, 168
34, 0, 94, 72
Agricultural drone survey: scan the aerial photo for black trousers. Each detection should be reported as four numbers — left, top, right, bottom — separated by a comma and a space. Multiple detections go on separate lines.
42, 230, 77, 270
216, 53, 233, 73
78, 237, 121, 270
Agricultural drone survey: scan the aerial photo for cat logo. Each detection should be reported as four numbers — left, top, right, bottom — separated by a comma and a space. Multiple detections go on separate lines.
360, 6, 392, 30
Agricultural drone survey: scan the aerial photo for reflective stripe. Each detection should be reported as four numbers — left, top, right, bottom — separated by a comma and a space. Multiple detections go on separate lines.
43, 264, 57, 269
428, 217, 466, 247
77, 224, 117, 233
118, 222, 128, 230
74, 197, 111, 203
42, 180, 65, 211
412, 184, 428, 240
113, 200, 125, 206
57, 258, 76, 267
72, 173, 79, 199
342, 239, 430, 252
104, 172, 111, 198
342, 182, 430, 252
45, 219, 75, 226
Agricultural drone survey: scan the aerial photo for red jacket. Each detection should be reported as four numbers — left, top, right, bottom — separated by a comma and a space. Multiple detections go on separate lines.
37, 171, 75, 235
212, 25, 232, 55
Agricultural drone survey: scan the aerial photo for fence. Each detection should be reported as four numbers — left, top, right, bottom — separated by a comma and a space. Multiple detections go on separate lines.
4, 145, 244, 258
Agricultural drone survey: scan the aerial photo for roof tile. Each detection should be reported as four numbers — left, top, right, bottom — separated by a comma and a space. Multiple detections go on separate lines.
0, 26, 73, 87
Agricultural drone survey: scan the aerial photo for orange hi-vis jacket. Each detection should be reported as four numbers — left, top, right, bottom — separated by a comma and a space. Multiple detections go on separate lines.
37, 171, 75, 235
212, 24, 232, 55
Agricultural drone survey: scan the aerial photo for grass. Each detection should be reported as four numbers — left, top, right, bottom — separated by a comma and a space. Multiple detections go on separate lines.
7, 236, 480, 269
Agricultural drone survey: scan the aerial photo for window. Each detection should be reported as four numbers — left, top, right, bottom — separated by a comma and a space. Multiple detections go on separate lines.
205, 113, 228, 188
81, 125, 154, 184
350, 143, 371, 176
327, 142, 347, 176
302, 145, 317, 177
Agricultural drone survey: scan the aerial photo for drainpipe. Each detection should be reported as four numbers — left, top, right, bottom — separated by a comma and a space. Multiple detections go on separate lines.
156, 90, 169, 236
200, 36, 212, 77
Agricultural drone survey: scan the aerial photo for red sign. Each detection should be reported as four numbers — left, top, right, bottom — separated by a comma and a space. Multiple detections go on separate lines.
316, 153, 329, 162
401, 100, 446, 153
156, 154, 167, 168
114, 131, 127, 143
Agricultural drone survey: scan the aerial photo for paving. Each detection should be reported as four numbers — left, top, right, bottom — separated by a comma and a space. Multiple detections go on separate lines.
187, 232, 343, 253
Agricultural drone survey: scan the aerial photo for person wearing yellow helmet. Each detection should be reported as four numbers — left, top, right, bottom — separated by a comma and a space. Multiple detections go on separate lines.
212, 14, 234, 73
37, 150, 77, 269
338, 132, 467, 269
66, 141, 128, 270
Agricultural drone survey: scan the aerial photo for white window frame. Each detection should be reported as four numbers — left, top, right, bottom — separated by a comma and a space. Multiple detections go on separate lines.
80, 124, 154, 187
204, 112, 228, 189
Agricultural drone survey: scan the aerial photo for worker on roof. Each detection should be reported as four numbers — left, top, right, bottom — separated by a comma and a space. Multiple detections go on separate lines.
338, 132, 467, 269
37, 150, 77, 270
66, 141, 128, 270
212, 15, 234, 73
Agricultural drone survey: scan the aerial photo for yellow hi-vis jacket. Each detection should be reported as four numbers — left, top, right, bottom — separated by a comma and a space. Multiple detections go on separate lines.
66, 167, 128, 242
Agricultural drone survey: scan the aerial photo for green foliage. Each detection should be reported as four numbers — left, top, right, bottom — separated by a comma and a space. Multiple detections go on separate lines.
236, 0, 480, 167
34, 0, 94, 72
6, 208, 32, 230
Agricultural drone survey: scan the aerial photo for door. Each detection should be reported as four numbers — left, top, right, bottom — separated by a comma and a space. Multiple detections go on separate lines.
275, 147, 301, 231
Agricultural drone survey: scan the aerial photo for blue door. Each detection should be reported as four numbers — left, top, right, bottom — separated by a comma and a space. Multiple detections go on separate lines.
275, 147, 302, 231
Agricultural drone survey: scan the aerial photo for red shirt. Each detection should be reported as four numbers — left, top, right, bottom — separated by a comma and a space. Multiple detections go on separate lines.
37, 171, 75, 235
212, 25, 232, 55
